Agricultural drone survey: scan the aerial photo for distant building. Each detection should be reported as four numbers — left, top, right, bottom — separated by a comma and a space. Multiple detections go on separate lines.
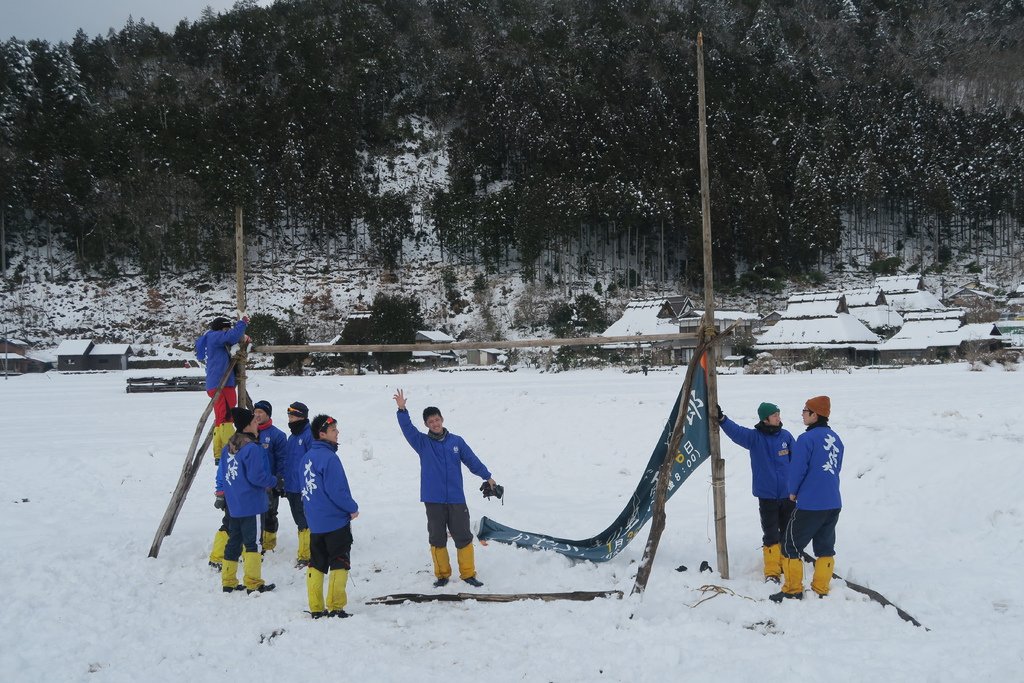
675, 309, 760, 362
843, 286, 903, 334
467, 349, 504, 366
877, 310, 1005, 362
0, 338, 50, 374
874, 275, 945, 314
600, 296, 700, 364
754, 291, 880, 364
56, 339, 133, 371
413, 330, 458, 368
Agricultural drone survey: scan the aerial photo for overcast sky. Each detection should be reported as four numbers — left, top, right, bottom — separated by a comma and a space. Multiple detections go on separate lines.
1, 0, 274, 43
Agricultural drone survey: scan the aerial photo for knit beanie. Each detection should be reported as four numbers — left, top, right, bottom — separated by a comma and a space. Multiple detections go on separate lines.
287, 402, 309, 419
232, 407, 255, 433
208, 316, 232, 331
757, 402, 780, 421
805, 396, 831, 418
253, 400, 272, 417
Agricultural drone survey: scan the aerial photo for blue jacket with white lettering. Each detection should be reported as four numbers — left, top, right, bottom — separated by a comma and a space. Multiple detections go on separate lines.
397, 409, 491, 504
219, 432, 277, 517
284, 420, 313, 494
301, 440, 359, 534
788, 421, 843, 511
720, 417, 794, 499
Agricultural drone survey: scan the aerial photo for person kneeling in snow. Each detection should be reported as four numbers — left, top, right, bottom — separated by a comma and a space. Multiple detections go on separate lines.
771, 395, 844, 602
715, 401, 794, 583
393, 389, 497, 589
217, 407, 278, 594
302, 414, 360, 619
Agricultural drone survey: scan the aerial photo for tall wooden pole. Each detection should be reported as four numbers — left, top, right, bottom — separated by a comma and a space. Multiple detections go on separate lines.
697, 32, 729, 579
234, 206, 250, 409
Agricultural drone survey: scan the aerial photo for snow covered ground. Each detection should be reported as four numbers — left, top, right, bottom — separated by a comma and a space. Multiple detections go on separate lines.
2, 362, 1022, 682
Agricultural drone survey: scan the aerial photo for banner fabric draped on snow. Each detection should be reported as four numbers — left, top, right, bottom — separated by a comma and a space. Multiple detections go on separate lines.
478, 357, 711, 562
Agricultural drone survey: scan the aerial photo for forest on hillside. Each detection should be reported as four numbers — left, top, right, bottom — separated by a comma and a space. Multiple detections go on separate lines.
1, 0, 1023, 289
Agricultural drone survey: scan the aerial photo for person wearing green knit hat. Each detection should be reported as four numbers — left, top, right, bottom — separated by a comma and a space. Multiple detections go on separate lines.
714, 400, 795, 583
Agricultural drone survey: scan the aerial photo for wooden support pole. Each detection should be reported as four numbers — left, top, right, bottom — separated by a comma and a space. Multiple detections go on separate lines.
234, 206, 251, 409
697, 31, 729, 579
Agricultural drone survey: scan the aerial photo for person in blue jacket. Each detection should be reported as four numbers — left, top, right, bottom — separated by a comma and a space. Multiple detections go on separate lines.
716, 401, 794, 583
195, 315, 250, 459
201, 315, 250, 569
216, 407, 278, 594
253, 399, 288, 554
302, 414, 359, 618
771, 395, 844, 602
393, 389, 498, 588
284, 401, 314, 568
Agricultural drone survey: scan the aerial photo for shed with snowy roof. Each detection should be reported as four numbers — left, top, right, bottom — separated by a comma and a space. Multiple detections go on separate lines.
754, 291, 880, 364
56, 339, 133, 371
877, 310, 1006, 362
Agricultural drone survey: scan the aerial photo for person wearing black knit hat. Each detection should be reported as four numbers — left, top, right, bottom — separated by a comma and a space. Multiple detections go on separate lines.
214, 407, 278, 595
253, 400, 288, 554
393, 388, 497, 589
715, 401, 795, 584
282, 402, 313, 568
771, 395, 844, 603
302, 414, 359, 618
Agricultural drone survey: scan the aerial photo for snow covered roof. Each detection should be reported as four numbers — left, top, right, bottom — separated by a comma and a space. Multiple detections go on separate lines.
416, 330, 455, 343
879, 312, 1001, 351
875, 275, 924, 295
0, 337, 29, 346
1009, 282, 1024, 298
91, 344, 132, 356
601, 299, 680, 337
946, 286, 996, 301
56, 339, 94, 356
755, 312, 880, 349
0, 352, 27, 361
885, 290, 945, 313
779, 291, 848, 319
412, 350, 457, 358
843, 286, 885, 308
843, 286, 902, 329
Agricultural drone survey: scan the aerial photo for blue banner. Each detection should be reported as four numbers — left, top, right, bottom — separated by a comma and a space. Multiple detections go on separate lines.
478, 359, 711, 562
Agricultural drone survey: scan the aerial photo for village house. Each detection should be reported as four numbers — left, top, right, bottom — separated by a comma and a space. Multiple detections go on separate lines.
874, 274, 946, 314
876, 310, 1006, 363
56, 339, 133, 371
843, 286, 903, 335
412, 330, 458, 368
599, 297, 695, 365
675, 309, 760, 363
0, 337, 51, 374
754, 291, 880, 364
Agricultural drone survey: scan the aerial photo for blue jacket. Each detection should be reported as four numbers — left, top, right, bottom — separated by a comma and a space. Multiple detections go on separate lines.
219, 433, 277, 517
284, 420, 313, 494
256, 420, 288, 480
788, 422, 844, 510
720, 417, 794, 499
301, 440, 359, 534
397, 409, 491, 504
195, 320, 248, 390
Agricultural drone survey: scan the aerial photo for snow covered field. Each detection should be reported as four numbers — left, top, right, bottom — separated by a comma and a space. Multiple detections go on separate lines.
2, 362, 1022, 682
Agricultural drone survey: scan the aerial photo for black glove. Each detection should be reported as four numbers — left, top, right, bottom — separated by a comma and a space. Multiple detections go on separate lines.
480, 481, 504, 500
275, 477, 285, 497
214, 493, 227, 510
714, 404, 725, 423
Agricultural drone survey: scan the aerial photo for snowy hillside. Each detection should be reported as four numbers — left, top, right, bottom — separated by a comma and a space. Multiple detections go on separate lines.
2, 362, 1022, 681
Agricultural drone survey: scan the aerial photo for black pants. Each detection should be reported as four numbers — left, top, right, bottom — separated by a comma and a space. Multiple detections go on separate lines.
782, 508, 841, 559
224, 515, 258, 561
285, 491, 308, 531
261, 491, 280, 536
424, 502, 472, 549
310, 525, 353, 574
758, 497, 796, 547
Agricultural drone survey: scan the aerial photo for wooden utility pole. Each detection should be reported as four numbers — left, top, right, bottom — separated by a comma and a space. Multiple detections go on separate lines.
697, 31, 729, 579
234, 206, 251, 409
